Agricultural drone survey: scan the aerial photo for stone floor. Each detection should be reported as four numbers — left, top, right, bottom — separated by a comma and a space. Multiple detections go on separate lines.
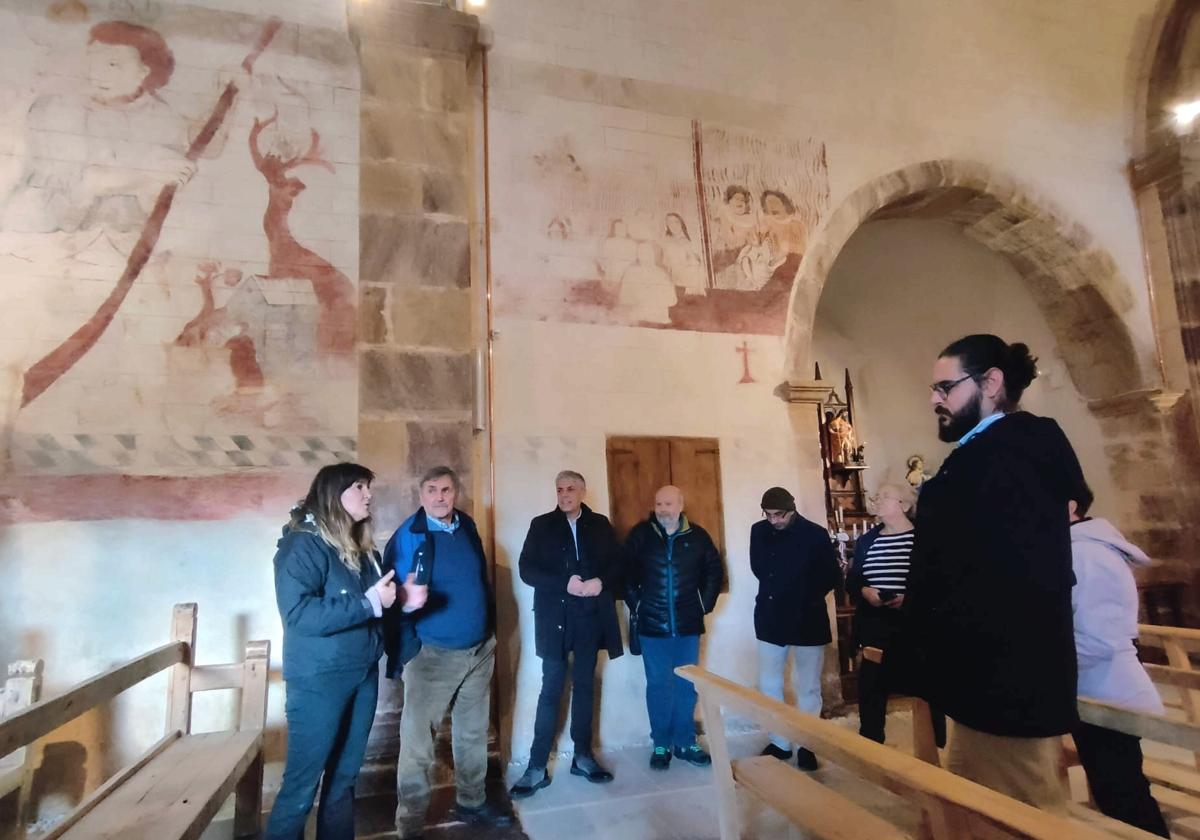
503, 713, 929, 840
55, 694, 1200, 839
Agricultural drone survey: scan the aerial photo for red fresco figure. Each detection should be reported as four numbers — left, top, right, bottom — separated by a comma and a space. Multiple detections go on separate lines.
248, 114, 355, 356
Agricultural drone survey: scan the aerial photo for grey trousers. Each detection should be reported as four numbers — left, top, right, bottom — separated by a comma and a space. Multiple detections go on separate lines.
394, 637, 496, 839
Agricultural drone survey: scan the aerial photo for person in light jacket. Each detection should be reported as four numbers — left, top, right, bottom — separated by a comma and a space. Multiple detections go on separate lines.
1070, 481, 1169, 838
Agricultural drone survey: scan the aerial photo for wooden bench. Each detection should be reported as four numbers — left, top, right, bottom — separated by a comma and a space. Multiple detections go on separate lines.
0, 604, 270, 840
0, 659, 44, 831
678, 663, 1163, 840
1053, 623, 1200, 836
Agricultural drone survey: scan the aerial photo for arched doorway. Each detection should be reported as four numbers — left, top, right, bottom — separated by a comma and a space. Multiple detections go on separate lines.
783, 159, 1146, 397
783, 159, 1197, 625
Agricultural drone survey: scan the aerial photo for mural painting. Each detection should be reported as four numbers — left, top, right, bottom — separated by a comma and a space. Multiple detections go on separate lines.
0, 3, 359, 519
496, 120, 829, 335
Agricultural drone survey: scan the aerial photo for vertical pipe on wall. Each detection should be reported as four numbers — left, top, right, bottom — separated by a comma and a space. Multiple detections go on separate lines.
482, 47, 497, 561
466, 23, 495, 558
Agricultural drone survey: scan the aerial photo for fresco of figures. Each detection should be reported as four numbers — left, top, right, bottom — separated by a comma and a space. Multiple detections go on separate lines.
495, 120, 829, 336
0, 1, 359, 480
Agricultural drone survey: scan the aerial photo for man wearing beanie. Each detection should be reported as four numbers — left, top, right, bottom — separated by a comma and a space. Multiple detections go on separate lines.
751, 486, 840, 770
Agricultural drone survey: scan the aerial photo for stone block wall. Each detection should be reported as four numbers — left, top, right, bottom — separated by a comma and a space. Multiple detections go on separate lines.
348, 0, 483, 788
351, 1, 481, 537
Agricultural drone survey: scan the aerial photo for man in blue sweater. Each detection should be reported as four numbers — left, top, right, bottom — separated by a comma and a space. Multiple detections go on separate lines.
384, 466, 512, 839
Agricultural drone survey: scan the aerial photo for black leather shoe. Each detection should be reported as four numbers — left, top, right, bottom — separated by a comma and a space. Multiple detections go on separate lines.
454, 800, 515, 827
796, 747, 819, 771
760, 743, 793, 761
571, 753, 614, 783
509, 765, 551, 799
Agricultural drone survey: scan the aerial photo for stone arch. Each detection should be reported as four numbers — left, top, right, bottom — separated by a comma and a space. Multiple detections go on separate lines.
782, 159, 1144, 401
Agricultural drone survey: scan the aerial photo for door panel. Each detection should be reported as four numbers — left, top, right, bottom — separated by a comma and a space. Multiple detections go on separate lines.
606, 435, 726, 558
667, 437, 725, 556
606, 436, 671, 543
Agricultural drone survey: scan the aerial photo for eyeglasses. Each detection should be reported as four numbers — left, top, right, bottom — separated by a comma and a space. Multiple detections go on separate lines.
929, 374, 974, 399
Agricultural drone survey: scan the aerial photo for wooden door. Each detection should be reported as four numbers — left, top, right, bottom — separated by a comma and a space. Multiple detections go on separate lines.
668, 438, 725, 556
606, 437, 671, 543
606, 435, 725, 557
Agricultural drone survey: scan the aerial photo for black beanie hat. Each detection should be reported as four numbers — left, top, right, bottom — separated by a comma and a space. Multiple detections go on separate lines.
760, 486, 795, 512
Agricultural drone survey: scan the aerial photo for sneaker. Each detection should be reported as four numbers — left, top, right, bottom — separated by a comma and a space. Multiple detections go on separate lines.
673, 744, 712, 766
571, 753, 614, 783
649, 746, 672, 770
509, 765, 551, 799
760, 743, 793, 761
796, 747, 819, 771
454, 800, 515, 826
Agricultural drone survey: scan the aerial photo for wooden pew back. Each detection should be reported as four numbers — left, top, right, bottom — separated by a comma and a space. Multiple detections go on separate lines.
677, 664, 1155, 840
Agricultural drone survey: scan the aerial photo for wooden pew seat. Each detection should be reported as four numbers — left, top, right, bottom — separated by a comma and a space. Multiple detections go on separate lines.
733, 755, 909, 840
59, 730, 261, 840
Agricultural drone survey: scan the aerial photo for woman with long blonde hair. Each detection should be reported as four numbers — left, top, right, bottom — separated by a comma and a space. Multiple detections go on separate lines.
266, 463, 423, 840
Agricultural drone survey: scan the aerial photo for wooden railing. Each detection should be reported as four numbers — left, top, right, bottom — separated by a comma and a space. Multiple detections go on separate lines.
677, 664, 1155, 840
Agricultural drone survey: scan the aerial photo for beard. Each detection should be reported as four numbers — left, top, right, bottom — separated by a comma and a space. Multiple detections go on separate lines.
936, 390, 983, 442
656, 513, 679, 530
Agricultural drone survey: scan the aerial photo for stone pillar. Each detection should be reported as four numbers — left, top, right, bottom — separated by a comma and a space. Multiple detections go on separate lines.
348, 0, 482, 792
1130, 136, 1200, 623
777, 379, 845, 709
1088, 389, 1200, 622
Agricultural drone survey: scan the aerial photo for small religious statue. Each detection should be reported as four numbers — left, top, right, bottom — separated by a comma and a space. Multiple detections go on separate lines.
827, 408, 857, 465
906, 454, 931, 490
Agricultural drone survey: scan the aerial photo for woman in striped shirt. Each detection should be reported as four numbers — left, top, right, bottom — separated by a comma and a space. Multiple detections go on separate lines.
847, 482, 917, 744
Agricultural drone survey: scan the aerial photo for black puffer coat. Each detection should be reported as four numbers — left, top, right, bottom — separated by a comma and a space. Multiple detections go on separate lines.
624, 514, 724, 638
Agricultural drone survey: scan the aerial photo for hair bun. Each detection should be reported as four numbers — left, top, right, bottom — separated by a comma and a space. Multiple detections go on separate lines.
1005, 342, 1039, 390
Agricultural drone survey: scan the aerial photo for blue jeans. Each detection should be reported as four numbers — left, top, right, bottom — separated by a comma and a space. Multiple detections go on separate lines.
641, 634, 701, 749
265, 665, 379, 840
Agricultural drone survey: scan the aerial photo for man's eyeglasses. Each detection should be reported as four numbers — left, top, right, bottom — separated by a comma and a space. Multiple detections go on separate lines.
929, 374, 974, 399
